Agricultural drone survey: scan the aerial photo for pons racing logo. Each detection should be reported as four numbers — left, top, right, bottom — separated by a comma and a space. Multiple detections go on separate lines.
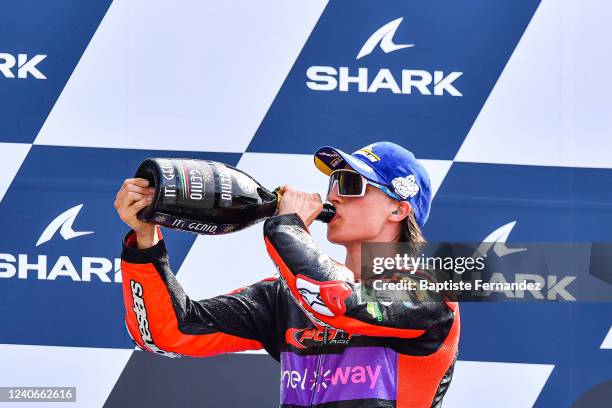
130, 280, 180, 358
286, 327, 353, 349
0, 204, 121, 283
306, 17, 462, 96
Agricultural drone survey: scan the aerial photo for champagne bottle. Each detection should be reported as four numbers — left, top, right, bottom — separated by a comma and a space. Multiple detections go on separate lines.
134, 158, 336, 235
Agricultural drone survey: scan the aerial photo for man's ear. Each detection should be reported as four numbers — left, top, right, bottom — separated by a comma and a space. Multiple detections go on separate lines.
389, 201, 411, 221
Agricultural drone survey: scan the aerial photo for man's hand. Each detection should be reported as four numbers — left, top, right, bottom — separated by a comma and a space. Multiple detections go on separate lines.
114, 178, 158, 248
276, 185, 323, 228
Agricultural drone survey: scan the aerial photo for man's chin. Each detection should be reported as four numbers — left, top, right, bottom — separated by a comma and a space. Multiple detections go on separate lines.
326, 233, 338, 244
327, 229, 377, 246
326, 230, 352, 246
326, 229, 342, 244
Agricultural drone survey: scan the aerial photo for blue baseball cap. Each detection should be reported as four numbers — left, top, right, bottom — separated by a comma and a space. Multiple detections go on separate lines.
314, 141, 432, 226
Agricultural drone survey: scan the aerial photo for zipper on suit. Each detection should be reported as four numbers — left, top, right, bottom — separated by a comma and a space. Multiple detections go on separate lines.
307, 327, 329, 407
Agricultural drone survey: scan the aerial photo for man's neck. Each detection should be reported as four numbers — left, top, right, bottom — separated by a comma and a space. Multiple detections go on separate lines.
344, 242, 362, 281
343, 227, 400, 281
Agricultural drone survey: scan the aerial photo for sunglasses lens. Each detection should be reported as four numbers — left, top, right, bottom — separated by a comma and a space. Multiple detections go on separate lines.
329, 171, 365, 196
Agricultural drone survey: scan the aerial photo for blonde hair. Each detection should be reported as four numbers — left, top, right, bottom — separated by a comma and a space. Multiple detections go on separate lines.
397, 210, 426, 255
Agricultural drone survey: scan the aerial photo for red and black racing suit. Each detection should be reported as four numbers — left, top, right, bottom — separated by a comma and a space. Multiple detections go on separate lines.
121, 214, 460, 407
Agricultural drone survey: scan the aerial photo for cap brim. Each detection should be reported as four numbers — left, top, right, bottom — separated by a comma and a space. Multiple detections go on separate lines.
314, 146, 385, 184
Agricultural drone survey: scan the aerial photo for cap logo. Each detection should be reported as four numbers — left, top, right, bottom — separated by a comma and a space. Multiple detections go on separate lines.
350, 158, 374, 173
391, 174, 419, 199
330, 157, 343, 168
318, 151, 340, 158
354, 144, 380, 162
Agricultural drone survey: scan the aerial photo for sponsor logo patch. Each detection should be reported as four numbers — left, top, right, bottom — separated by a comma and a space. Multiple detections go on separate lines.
286, 327, 352, 349
354, 144, 380, 162
281, 348, 397, 404
366, 302, 383, 322
296, 277, 334, 317
130, 280, 180, 358
391, 174, 419, 198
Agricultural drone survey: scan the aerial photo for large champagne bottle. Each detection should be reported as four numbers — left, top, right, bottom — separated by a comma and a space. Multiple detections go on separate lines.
134, 158, 335, 235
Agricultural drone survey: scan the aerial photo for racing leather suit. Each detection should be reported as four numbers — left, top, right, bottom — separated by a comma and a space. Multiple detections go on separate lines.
121, 214, 460, 407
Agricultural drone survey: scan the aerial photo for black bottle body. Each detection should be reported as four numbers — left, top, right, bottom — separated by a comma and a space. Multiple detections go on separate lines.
135, 159, 279, 235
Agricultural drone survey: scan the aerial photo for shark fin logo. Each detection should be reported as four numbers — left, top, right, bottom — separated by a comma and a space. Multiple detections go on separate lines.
475, 221, 527, 258
36, 204, 94, 247
601, 326, 612, 350
356, 17, 414, 60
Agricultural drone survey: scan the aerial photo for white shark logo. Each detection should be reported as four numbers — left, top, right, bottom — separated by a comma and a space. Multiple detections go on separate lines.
356, 17, 414, 60
36, 204, 94, 247
475, 221, 527, 258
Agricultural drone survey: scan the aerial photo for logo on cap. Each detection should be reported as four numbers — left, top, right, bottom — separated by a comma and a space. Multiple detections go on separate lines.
350, 159, 375, 174
391, 175, 419, 199
354, 144, 380, 162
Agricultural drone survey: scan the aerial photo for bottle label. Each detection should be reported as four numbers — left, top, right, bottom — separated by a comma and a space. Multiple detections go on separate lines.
157, 159, 217, 209
212, 162, 233, 208
157, 159, 178, 206
144, 158, 273, 235
234, 171, 258, 195
150, 212, 238, 235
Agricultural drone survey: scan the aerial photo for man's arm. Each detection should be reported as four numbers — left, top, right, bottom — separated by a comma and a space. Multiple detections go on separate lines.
122, 226, 281, 359
263, 214, 454, 340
